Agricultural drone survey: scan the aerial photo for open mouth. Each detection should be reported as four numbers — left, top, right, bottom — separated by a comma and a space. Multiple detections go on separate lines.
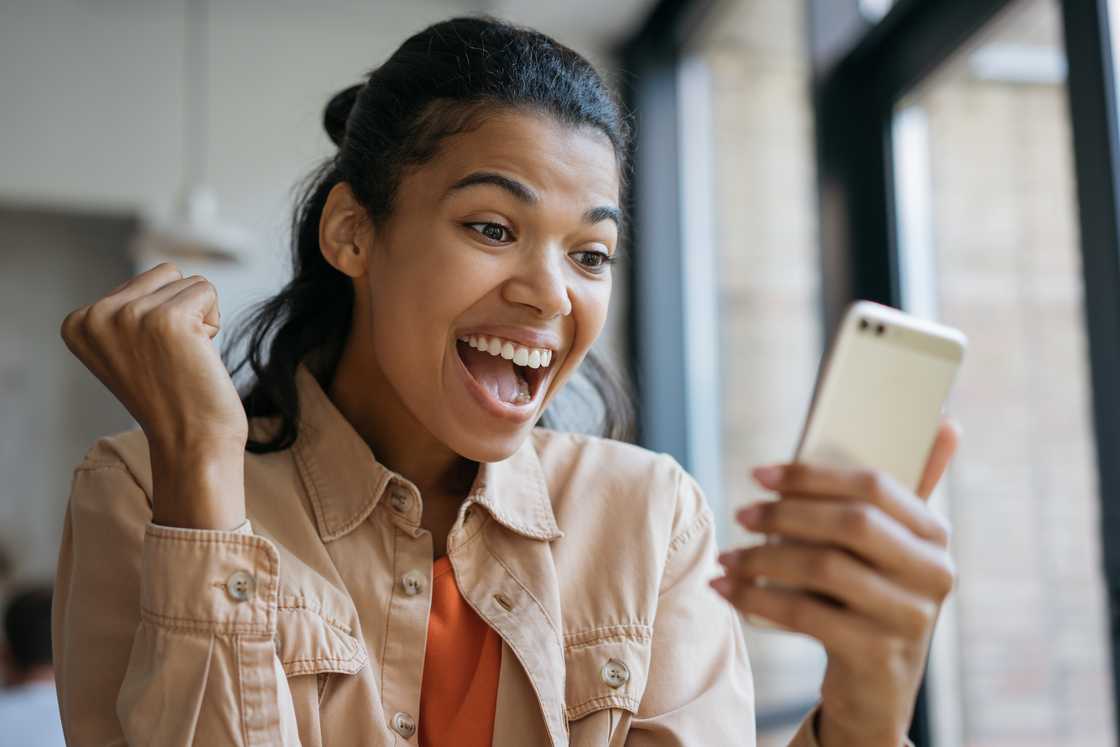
455, 335, 550, 409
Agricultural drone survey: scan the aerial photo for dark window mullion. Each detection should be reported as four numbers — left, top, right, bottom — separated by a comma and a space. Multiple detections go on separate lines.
1060, 0, 1120, 728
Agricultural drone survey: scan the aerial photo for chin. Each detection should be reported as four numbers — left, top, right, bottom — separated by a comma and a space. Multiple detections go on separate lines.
447, 423, 534, 464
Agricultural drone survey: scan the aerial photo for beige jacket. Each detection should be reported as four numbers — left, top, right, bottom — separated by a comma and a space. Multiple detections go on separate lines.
53, 364, 827, 746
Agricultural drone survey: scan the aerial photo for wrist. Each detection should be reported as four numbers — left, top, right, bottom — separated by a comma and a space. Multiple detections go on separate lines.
149, 447, 246, 530
147, 426, 247, 459
816, 708, 907, 747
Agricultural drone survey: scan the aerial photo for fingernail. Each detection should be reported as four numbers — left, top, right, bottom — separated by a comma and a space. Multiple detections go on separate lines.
709, 577, 733, 596
717, 551, 736, 567
737, 504, 763, 527
752, 465, 784, 486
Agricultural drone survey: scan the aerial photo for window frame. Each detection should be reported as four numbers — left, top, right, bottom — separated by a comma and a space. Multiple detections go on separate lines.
617, 0, 724, 498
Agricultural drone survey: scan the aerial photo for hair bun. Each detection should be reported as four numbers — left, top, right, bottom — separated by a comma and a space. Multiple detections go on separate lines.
323, 83, 362, 147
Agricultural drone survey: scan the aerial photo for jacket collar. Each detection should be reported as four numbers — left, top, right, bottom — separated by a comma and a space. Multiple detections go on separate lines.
288, 364, 563, 543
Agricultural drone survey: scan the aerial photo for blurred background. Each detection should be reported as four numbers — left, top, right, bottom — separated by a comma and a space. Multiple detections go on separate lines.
2, 0, 1120, 745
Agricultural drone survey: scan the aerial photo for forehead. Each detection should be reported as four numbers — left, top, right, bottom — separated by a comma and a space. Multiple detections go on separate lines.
419, 110, 621, 206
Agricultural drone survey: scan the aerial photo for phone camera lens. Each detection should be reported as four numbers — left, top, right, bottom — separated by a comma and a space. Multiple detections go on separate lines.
875, 324, 886, 336
859, 319, 869, 331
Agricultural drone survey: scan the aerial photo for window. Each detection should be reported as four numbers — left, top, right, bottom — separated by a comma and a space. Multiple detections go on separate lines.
628, 0, 1120, 742
892, 1, 1116, 743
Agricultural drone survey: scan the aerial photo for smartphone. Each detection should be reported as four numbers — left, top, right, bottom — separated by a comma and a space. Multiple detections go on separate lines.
745, 300, 966, 627
793, 300, 967, 489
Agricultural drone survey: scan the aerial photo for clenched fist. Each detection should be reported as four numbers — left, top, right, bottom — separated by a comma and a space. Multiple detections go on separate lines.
61, 262, 248, 529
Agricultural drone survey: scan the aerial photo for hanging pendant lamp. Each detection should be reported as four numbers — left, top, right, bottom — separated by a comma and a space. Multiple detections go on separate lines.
131, 0, 247, 264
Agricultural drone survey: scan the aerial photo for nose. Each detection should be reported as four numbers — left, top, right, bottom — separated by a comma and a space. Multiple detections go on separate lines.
503, 245, 573, 319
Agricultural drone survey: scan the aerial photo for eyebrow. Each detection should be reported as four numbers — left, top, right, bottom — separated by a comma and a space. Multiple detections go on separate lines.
445, 171, 621, 228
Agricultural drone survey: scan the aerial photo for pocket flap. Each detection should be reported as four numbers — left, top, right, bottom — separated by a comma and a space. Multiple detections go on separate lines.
564, 625, 652, 720
275, 603, 368, 677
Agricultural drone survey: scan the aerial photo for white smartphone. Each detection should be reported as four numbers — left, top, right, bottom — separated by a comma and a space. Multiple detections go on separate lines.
793, 300, 967, 490
745, 300, 966, 628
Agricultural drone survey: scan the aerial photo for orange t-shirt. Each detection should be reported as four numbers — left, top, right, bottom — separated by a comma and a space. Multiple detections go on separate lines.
418, 555, 502, 746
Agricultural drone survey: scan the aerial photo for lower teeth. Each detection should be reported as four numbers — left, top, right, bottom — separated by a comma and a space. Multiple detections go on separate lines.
511, 377, 531, 405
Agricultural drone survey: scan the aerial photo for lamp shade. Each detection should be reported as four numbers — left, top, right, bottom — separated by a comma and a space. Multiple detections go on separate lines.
131, 185, 249, 264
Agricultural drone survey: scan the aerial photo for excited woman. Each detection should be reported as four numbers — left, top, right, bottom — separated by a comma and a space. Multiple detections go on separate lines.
54, 15, 958, 747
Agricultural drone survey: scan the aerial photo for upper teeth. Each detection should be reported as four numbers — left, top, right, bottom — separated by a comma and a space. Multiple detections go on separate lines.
459, 335, 553, 369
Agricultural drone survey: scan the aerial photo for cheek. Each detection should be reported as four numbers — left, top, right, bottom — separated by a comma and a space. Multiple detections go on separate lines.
368, 233, 478, 328
364, 241, 495, 380
364, 266, 444, 375
571, 278, 611, 350
394, 229, 497, 313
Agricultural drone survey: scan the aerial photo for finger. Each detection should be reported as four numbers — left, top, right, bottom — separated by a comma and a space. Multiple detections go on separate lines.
915, 417, 961, 500
736, 500, 954, 597
61, 272, 205, 375
122, 276, 209, 317
753, 462, 949, 544
126, 276, 221, 334
709, 576, 876, 653
719, 543, 939, 637
60, 306, 112, 380
143, 278, 221, 339
104, 262, 184, 306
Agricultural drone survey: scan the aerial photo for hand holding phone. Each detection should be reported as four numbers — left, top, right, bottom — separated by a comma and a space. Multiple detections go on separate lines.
710, 300, 965, 743
719, 300, 966, 625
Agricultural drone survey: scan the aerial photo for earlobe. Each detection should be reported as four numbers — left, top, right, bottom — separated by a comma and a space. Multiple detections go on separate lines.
319, 181, 371, 278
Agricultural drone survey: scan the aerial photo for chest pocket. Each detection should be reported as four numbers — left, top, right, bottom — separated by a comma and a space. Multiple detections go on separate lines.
275, 602, 367, 679
269, 544, 368, 681
564, 625, 651, 744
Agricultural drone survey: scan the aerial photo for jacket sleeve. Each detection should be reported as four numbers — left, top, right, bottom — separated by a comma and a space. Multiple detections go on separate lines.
625, 464, 828, 747
53, 449, 301, 746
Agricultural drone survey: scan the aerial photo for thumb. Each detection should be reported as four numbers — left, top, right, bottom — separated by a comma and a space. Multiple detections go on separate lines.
916, 416, 961, 500
202, 307, 221, 341
170, 278, 221, 338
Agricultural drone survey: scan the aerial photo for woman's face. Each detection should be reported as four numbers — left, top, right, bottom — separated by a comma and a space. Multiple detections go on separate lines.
360, 110, 620, 463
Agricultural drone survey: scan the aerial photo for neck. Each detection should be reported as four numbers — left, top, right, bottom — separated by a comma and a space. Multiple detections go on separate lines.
327, 333, 477, 500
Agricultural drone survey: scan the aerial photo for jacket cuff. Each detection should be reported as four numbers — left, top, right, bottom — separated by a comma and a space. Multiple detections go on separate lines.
790, 703, 916, 747
140, 522, 279, 636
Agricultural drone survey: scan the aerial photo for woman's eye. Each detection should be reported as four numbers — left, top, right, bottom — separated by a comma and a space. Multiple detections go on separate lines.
573, 250, 615, 273
465, 222, 513, 243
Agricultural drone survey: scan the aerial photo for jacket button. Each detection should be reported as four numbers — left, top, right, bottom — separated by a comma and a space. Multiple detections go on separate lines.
400, 570, 426, 597
225, 571, 255, 602
391, 711, 416, 737
389, 489, 410, 513
600, 658, 630, 689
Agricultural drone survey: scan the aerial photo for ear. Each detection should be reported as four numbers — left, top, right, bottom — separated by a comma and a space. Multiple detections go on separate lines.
319, 181, 372, 278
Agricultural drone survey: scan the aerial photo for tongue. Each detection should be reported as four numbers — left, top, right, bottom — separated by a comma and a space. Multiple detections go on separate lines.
459, 343, 529, 404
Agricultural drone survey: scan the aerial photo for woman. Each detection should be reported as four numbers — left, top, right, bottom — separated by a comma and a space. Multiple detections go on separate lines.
53, 16, 957, 747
